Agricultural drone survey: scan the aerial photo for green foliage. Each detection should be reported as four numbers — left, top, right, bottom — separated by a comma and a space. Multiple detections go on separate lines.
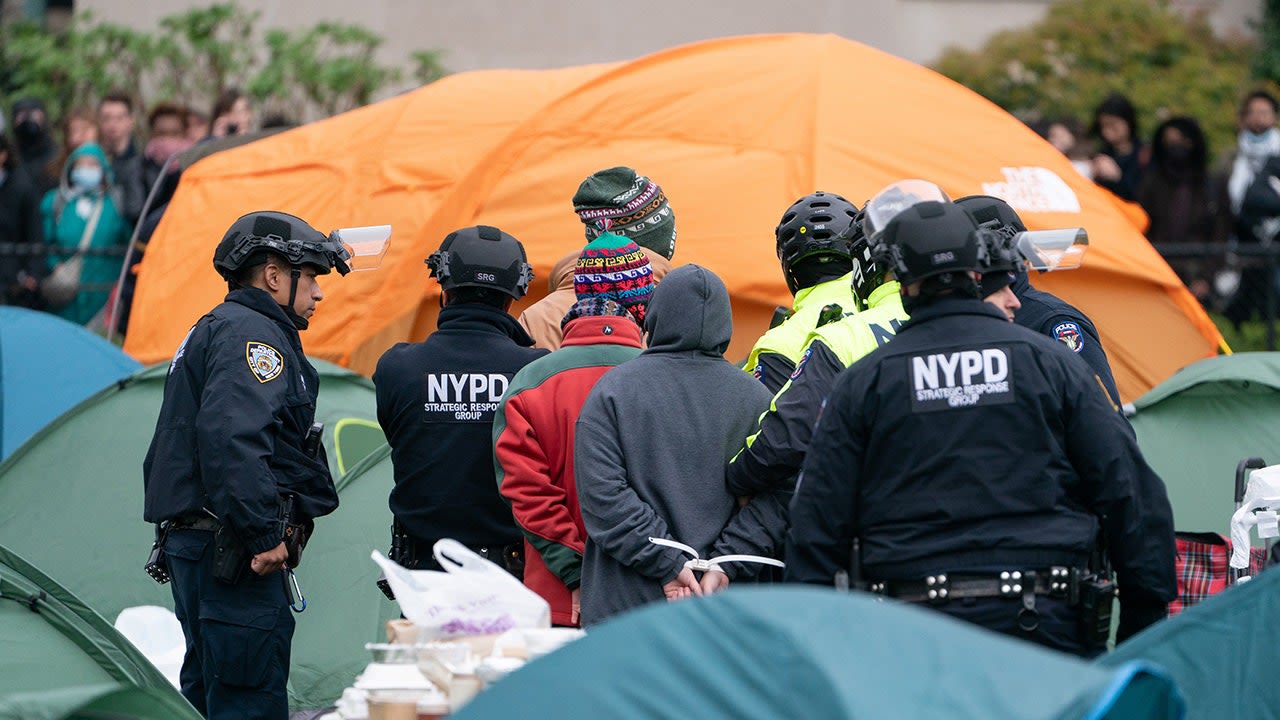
0, 2, 447, 127
249, 21, 402, 118
1211, 312, 1279, 352
155, 3, 260, 111
1, 14, 160, 121
411, 50, 448, 86
1253, 0, 1280, 86
933, 0, 1255, 162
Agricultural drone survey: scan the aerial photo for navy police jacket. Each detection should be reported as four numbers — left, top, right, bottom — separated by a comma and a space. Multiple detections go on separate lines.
1013, 272, 1122, 406
374, 303, 547, 548
784, 296, 1176, 611
143, 287, 338, 556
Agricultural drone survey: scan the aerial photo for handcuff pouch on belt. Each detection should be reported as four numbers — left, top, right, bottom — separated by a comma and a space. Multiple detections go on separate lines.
144, 523, 172, 585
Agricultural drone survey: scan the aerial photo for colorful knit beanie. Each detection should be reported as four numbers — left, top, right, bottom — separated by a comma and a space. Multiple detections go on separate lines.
560, 297, 632, 331
573, 233, 654, 324
572, 166, 676, 260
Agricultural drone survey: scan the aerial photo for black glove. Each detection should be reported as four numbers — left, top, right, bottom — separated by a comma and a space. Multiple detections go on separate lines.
1116, 598, 1167, 643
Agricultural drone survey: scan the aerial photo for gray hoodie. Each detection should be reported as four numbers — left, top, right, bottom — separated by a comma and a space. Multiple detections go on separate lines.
575, 265, 786, 626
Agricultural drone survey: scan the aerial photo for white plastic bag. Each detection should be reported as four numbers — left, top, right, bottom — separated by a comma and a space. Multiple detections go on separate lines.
371, 540, 549, 639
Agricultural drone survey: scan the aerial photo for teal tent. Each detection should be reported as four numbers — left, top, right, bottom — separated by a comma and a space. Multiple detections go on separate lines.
0, 306, 141, 459
0, 362, 392, 709
455, 587, 1185, 720
0, 543, 200, 720
1128, 353, 1280, 534
1101, 566, 1280, 719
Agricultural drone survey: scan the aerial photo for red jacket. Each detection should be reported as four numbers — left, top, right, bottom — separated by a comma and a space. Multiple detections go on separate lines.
493, 315, 644, 625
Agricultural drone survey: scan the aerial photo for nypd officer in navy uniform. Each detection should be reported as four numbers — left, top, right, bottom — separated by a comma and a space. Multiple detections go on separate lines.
956, 195, 1122, 406
784, 184, 1176, 656
375, 225, 547, 574
144, 211, 352, 719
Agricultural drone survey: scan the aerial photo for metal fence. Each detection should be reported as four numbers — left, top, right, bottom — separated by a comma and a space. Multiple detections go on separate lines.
1152, 241, 1280, 350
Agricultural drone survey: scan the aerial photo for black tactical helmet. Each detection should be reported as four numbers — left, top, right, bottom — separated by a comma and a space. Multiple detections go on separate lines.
875, 200, 983, 288
956, 195, 1027, 283
955, 195, 1028, 237
426, 225, 534, 300
774, 191, 858, 294
213, 211, 351, 281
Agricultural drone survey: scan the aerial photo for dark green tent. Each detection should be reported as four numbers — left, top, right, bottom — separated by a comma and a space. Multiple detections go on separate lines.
0, 362, 393, 709
456, 587, 1185, 720
1101, 566, 1280, 719
0, 543, 200, 720
1128, 352, 1280, 534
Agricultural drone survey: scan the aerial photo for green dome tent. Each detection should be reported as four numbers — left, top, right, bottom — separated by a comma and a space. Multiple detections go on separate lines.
1128, 353, 1280, 534
455, 587, 1184, 720
1101, 565, 1280, 719
0, 362, 393, 709
0, 543, 200, 720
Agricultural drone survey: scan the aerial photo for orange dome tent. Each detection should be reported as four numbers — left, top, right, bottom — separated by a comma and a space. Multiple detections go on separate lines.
125, 34, 1221, 402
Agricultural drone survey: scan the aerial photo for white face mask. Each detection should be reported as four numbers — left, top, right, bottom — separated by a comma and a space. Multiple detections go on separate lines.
70, 166, 103, 190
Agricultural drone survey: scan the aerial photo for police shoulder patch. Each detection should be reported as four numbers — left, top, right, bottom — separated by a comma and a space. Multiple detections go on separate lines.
1052, 322, 1084, 353
790, 347, 813, 380
246, 341, 284, 383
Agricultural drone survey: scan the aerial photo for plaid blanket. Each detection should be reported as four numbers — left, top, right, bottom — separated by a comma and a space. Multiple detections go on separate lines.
1170, 531, 1269, 615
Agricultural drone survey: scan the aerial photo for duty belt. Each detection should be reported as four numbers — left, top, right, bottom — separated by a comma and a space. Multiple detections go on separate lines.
167, 514, 221, 532
869, 567, 1081, 605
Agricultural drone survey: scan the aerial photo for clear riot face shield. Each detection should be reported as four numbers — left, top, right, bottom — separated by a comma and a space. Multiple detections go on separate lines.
328, 225, 392, 273
972, 214, 1089, 273
861, 179, 951, 242
1013, 228, 1088, 272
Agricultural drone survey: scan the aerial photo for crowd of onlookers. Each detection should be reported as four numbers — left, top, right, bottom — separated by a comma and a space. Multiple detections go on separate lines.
4, 85, 1280, 336
0, 88, 261, 333
1033, 90, 1280, 329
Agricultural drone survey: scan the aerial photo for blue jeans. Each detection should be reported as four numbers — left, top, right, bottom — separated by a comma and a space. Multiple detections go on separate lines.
165, 529, 295, 719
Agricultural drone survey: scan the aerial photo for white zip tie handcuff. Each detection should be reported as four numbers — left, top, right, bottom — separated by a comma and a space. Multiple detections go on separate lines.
649, 537, 785, 574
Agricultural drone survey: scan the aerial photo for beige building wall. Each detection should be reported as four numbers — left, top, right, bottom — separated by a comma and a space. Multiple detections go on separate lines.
78, 0, 1260, 90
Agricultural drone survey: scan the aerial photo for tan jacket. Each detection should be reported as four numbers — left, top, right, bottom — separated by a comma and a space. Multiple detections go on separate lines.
518, 247, 673, 350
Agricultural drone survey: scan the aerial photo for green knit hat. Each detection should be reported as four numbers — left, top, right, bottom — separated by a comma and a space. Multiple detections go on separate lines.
572, 166, 676, 260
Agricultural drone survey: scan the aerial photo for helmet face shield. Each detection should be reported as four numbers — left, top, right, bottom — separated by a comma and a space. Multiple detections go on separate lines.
862, 180, 950, 242
1014, 228, 1088, 271
331, 225, 391, 272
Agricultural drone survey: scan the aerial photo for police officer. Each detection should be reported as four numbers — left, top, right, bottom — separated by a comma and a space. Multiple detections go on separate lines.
375, 225, 547, 574
743, 192, 860, 393
783, 187, 1177, 656
727, 193, 911, 496
143, 210, 352, 719
956, 195, 1122, 406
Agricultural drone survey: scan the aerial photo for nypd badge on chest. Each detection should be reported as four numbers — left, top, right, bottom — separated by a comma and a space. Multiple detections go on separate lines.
246, 342, 284, 383
909, 346, 1014, 412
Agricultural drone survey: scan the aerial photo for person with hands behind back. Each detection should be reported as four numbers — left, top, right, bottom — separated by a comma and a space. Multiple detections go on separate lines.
575, 265, 788, 625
